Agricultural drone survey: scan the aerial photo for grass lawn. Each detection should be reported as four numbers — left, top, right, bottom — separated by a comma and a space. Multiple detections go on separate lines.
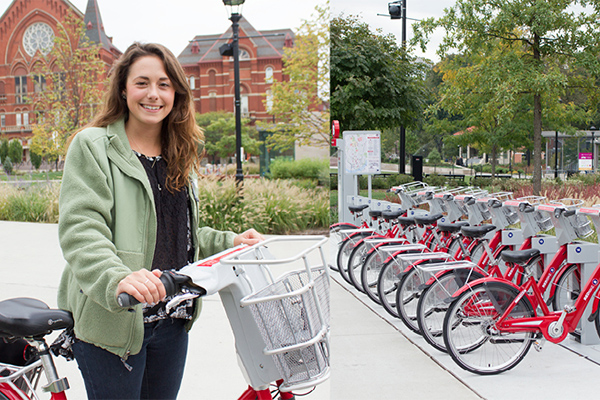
0, 171, 62, 181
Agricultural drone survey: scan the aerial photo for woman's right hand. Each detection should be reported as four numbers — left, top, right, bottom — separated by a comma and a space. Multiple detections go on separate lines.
116, 269, 166, 305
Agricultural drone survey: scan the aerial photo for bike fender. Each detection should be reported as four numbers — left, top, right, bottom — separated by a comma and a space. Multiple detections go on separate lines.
449, 277, 521, 300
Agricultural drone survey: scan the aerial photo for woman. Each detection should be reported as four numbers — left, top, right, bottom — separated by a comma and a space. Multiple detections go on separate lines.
57, 42, 263, 400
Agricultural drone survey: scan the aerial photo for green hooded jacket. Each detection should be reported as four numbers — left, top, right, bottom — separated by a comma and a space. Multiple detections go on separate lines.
57, 118, 236, 359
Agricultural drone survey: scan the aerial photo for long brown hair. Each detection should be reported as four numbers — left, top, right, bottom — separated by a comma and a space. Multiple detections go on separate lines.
90, 42, 203, 191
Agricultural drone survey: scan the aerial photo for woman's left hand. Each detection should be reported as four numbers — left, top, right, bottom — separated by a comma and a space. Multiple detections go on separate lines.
234, 228, 265, 246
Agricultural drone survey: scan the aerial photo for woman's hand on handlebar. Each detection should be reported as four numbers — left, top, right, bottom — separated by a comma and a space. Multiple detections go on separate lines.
234, 228, 265, 246
116, 269, 166, 306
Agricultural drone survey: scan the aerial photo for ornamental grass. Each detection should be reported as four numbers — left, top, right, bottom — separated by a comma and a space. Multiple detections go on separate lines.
196, 176, 329, 234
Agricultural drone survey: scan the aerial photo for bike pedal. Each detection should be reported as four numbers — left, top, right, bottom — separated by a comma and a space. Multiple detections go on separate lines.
533, 339, 545, 352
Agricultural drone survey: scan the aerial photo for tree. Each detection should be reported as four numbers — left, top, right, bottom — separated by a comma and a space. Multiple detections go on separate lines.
30, 11, 106, 169
414, 0, 600, 193
195, 112, 259, 164
259, 2, 330, 151
2, 157, 12, 175
8, 140, 23, 165
431, 46, 534, 176
30, 151, 42, 170
0, 138, 7, 163
330, 14, 427, 132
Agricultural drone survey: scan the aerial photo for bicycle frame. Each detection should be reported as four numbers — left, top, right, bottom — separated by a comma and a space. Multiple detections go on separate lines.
480, 258, 600, 344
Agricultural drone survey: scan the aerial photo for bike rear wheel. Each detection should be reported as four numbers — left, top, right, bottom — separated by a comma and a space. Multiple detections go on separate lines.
395, 265, 425, 333
443, 281, 535, 375
347, 240, 372, 292
337, 232, 371, 284
417, 268, 485, 352
377, 256, 404, 318
361, 248, 390, 304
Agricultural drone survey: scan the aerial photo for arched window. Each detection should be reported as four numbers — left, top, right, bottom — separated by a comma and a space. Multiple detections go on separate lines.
208, 70, 216, 86
265, 67, 273, 83
189, 76, 195, 90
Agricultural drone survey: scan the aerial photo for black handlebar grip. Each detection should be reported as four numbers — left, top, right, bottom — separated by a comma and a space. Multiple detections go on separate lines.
117, 271, 188, 308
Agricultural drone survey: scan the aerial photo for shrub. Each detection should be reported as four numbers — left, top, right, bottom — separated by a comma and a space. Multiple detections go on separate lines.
268, 158, 328, 181
471, 176, 493, 188
424, 173, 446, 187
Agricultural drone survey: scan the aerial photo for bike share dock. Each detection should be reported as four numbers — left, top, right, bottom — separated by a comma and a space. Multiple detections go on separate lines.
2, 221, 600, 399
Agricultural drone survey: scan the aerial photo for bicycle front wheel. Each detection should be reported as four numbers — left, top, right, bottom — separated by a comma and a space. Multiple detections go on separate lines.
417, 268, 485, 352
443, 281, 535, 375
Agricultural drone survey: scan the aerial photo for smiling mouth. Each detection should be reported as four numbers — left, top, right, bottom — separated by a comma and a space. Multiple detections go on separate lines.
142, 104, 162, 111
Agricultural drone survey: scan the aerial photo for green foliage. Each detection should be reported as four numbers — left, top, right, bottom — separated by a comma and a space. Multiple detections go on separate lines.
195, 112, 259, 164
413, 0, 600, 194
196, 177, 328, 234
8, 140, 22, 164
427, 148, 441, 165
424, 173, 446, 187
31, 12, 105, 164
259, 2, 330, 151
330, 14, 427, 131
2, 157, 12, 175
471, 176, 493, 188
0, 138, 8, 163
30, 151, 42, 170
268, 158, 328, 182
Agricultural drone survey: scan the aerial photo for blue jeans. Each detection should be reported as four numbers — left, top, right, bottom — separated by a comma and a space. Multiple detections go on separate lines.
72, 318, 189, 400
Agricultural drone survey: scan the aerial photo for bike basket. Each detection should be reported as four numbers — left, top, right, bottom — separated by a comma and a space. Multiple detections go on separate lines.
501, 206, 520, 225
534, 210, 554, 232
572, 214, 594, 239
241, 266, 330, 389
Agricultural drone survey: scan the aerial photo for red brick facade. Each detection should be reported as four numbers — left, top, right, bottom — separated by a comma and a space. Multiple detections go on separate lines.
178, 17, 294, 123
0, 0, 119, 161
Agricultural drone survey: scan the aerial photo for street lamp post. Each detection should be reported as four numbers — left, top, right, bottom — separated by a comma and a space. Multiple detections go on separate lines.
221, 0, 245, 183
387, 0, 407, 174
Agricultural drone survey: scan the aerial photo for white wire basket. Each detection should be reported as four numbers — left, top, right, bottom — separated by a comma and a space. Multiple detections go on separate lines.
241, 266, 330, 389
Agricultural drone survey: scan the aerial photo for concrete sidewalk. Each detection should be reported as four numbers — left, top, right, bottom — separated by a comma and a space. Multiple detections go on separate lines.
1, 221, 484, 399
10, 222, 600, 399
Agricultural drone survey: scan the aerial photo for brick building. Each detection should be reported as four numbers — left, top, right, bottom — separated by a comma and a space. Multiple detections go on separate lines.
0, 0, 120, 162
177, 17, 294, 123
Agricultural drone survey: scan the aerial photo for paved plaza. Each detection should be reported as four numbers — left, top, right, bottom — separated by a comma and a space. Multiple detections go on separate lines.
2, 221, 600, 399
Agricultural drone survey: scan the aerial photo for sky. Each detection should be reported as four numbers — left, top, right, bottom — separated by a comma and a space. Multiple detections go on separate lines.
0, 0, 324, 57
331, 0, 456, 62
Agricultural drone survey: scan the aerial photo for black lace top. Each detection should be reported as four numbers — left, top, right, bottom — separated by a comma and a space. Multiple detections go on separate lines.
135, 151, 195, 322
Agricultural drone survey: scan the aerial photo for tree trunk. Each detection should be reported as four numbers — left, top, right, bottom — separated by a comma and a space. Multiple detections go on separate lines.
491, 144, 497, 178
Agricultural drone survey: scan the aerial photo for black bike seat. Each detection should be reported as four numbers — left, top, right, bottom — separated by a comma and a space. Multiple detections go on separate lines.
438, 221, 469, 233
397, 217, 415, 226
382, 210, 405, 221
349, 204, 369, 213
500, 249, 540, 265
369, 210, 382, 218
461, 224, 497, 238
414, 213, 444, 226
0, 298, 73, 338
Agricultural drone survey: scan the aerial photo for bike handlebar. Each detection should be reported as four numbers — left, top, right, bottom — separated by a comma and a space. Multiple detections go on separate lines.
117, 270, 204, 308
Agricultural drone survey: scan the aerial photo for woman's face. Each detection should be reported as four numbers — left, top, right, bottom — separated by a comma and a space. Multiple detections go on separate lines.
123, 55, 175, 130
